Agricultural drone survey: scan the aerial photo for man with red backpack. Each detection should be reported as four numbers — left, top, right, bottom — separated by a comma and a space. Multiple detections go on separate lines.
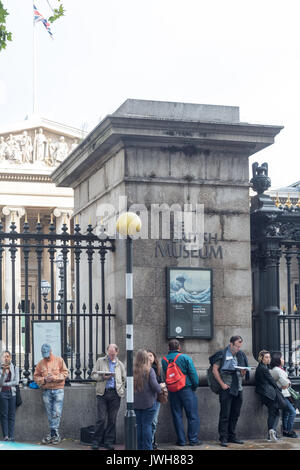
161, 339, 201, 447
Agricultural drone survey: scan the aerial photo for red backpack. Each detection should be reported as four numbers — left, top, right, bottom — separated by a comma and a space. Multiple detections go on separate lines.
163, 353, 186, 392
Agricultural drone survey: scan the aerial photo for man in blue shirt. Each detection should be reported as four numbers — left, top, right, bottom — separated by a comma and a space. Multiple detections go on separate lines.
211, 335, 247, 447
162, 339, 201, 446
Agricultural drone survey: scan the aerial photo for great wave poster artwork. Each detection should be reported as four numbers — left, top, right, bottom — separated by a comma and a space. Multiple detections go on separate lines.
166, 267, 213, 339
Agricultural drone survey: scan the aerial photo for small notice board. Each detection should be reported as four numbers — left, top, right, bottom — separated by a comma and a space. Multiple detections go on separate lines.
32, 321, 62, 365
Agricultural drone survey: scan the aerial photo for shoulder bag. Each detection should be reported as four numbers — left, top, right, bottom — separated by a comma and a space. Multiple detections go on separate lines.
275, 388, 288, 410
14, 365, 22, 407
157, 386, 168, 404
16, 385, 22, 407
288, 386, 300, 409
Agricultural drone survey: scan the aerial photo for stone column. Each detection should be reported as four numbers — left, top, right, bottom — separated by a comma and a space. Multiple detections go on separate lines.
2, 206, 25, 354
2, 206, 25, 310
53, 208, 73, 305
53, 208, 73, 367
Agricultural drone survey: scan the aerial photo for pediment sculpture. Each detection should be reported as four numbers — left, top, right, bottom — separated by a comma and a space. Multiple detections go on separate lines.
0, 128, 79, 167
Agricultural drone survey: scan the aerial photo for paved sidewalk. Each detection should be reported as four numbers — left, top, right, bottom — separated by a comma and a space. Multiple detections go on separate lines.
5, 437, 300, 451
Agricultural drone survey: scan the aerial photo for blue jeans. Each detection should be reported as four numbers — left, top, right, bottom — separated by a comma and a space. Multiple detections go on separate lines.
282, 398, 296, 433
0, 390, 16, 439
42, 389, 64, 433
151, 401, 161, 443
135, 403, 157, 450
169, 388, 200, 445
261, 395, 280, 431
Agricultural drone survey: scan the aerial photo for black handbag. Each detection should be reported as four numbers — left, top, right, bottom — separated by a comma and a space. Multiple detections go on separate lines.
275, 388, 288, 410
15, 385, 22, 407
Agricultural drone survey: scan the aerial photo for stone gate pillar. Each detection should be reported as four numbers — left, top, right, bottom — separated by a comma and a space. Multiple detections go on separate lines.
52, 99, 283, 367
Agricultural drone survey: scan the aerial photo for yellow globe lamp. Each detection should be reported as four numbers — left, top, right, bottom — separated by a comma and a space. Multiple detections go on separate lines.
116, 212, 142, 237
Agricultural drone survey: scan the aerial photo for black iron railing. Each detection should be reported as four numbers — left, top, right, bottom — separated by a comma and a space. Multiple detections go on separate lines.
0, 216, 115, 383
1, 303, 115, 382
279, 314, 300, 377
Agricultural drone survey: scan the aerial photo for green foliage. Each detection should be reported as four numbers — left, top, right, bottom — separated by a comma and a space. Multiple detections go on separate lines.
0, 1, 65, 52
0, 1, 12, 51
48, 2, 65, 23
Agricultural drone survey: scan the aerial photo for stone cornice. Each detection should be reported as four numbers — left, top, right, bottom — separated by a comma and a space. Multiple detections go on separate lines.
0, 173, 52, 182
124, 176, 250, 187
51, 111, 283, 189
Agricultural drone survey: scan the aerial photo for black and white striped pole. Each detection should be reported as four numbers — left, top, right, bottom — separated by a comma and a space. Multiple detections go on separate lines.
116, 212, 141, 450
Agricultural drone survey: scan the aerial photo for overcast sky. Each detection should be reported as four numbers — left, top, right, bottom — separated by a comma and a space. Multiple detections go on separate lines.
0, 0, 299, 190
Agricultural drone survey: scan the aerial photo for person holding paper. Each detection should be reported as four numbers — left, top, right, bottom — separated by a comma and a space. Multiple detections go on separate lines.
91, 344, 126, 450
210, 335, 249, 447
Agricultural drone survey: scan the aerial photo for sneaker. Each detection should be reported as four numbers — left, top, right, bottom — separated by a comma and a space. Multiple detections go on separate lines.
42, 433, 53, 445
51, 432, 62, 445
284, 431, 298, 438
268, 429, 278, 442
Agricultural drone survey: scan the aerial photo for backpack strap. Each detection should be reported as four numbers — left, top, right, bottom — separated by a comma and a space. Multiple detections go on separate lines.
163, 353, 182, 364
220, 348, 228, 369
173, 353, 182, 364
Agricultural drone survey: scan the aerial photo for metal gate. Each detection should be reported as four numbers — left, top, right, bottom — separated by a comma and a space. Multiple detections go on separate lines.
0, 215, 115, 382
251, 162, 300, 375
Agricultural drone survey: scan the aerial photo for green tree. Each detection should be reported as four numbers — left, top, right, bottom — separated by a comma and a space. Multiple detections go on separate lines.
0, 1, 11, 51
0, 0, 65, 52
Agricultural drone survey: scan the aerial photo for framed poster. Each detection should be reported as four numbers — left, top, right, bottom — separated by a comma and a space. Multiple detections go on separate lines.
166, 267, 213, 339
32, 321, 62, 365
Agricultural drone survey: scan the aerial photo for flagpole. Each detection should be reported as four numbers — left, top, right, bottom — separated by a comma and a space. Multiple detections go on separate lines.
33, 1, 38, 116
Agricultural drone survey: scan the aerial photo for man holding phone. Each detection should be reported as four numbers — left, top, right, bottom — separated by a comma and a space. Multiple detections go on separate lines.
91, 344, 126, 450
33, 343, 69, 445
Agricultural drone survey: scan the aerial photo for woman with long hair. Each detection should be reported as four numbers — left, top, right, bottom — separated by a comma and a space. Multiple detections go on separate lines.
134, 350, 165, 450
147, 350, 162, 449
0, 351, 19, 442
270, 351, 298, 438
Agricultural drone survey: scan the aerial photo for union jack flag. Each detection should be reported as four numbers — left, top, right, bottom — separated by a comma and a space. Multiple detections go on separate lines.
33, 4, 53, 38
